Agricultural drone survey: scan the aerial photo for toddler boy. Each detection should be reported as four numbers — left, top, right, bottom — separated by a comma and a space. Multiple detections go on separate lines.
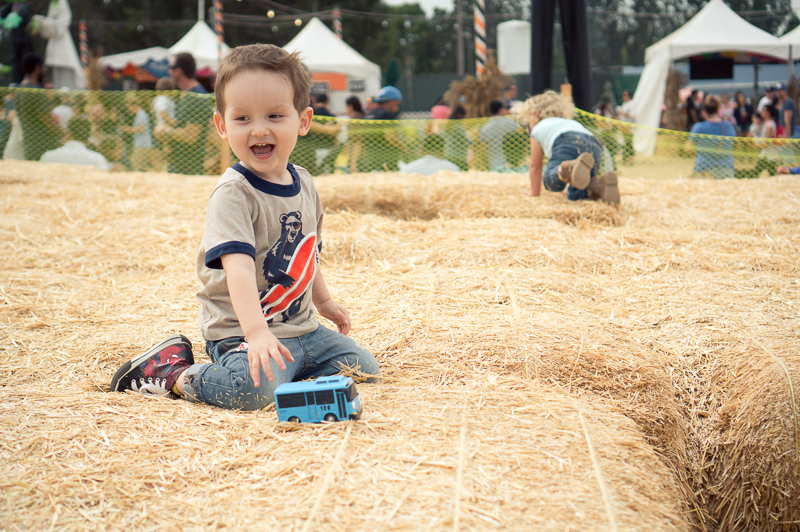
110, 44, 380, 410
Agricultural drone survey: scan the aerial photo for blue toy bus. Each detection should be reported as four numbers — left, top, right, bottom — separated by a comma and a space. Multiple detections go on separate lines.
275, 376, 362, 423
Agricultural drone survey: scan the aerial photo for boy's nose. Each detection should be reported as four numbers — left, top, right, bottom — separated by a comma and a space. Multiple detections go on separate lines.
251, 119, 271, 137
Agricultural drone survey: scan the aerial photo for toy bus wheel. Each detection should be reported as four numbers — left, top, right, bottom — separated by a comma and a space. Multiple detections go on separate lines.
288, 416, 300, 423
324, 413, 337, 422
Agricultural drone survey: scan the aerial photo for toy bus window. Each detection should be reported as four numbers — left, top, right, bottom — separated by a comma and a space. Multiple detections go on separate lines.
315, 390, 334, 405
306, 391, 315, 405
344, 384, 356, 402
277, 392, 306, 409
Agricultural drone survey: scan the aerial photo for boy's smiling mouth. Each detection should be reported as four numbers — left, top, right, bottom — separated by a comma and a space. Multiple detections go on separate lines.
251, 143, 274, 158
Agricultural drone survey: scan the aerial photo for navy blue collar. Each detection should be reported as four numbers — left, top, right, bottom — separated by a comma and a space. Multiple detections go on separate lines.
233, 162, 301, 197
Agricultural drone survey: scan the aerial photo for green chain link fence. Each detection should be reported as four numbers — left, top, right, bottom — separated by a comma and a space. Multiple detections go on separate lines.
0, 86, 794, 180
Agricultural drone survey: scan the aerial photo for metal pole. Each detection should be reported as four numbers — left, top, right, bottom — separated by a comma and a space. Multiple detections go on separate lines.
753, 63, 759, 104
456, 0, 464, 76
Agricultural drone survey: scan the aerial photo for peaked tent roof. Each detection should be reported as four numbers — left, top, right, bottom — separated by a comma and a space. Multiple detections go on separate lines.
635, 0, 790, 155
779, 24, 800, 48
283, 17, 380, 81
170, 21, 231, 71
645, 0, 789, 62
100, 21, 230, 72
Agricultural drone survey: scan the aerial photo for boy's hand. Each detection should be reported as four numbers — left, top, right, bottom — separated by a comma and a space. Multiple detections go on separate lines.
246, 328, 294, 387
316, 298, 351, 335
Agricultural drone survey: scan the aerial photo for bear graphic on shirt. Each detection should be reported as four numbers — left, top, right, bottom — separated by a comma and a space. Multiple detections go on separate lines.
259, 211, 317, 322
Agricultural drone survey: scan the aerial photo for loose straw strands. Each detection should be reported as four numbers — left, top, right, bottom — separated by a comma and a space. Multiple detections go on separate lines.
579, 410, 620, 532
3, 161, 800, 530
302, 422, 354, 532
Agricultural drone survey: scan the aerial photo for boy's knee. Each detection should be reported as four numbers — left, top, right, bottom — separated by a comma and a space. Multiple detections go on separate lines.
352, 351, 381, 382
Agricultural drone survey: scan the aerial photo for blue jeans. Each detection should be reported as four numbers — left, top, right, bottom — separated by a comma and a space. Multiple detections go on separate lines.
182, 324, 380, 411
542, 132, 603, 201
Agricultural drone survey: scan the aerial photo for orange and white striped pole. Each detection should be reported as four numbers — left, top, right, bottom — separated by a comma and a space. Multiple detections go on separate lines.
79, 19, 88, 73
213, 0, 224, 61
474, 0, 486, 77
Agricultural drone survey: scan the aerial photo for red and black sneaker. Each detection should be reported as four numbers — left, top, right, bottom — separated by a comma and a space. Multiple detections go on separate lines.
110, 335, 194, 396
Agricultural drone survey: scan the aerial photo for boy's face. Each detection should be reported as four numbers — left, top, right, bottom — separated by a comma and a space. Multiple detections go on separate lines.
214, 69, 312, 182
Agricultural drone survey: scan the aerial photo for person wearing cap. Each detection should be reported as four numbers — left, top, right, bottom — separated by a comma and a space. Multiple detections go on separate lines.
365, 85, 402, 120
757, 86, 775, 114
355, 85, 405, 171
775, 83, 797, 139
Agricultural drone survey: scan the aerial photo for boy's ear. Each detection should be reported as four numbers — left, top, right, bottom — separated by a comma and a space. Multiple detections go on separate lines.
298, 106, 313, 136
213, 111, 227, 139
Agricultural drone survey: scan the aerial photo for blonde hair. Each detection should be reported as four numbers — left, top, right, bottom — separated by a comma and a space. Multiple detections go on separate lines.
215, 44, 312, 116
516, 90, 574, 123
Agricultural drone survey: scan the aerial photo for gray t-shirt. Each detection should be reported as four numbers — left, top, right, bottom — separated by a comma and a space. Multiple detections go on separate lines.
197, 163, 323, 341
478, 116, 520, 170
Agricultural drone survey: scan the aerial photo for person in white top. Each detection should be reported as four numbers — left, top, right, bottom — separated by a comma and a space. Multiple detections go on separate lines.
51, 87, 74, 130
39, 116, 111, 170
757, 86, 774, 114
516, 90, 620, 206
32, 0, 85, 89
150, 76, 176, 170
151, 76, 176, 129
121, 91, 153, 171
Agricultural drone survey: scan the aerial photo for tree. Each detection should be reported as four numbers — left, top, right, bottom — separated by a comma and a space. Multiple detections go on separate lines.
586, 0, 797, 67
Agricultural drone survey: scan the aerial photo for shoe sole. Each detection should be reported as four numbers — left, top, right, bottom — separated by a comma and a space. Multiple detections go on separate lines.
601, 171, 621, 206
571, 152, 594, 190
110, 334, 192, 392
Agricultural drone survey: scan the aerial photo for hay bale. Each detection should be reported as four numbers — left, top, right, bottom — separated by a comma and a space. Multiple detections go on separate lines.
0, 384, 686, 530
3, 160, 800, 530
701, 343, 800, 531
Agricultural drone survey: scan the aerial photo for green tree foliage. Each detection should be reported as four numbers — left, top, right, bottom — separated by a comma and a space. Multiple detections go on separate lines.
588, 0, 797, 67
6, 0, 796, 80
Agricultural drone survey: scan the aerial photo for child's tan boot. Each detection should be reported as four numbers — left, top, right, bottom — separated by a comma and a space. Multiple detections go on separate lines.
587, 171, 621, 207
557, 152, 594, 189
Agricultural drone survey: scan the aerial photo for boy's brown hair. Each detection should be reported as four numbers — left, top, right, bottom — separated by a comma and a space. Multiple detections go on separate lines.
214, 44, 312, 116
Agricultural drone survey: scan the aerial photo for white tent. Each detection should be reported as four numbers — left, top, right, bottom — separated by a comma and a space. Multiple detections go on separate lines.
100, 46, 170, 71
283, 17, 381, 115
634, 0, 790, 153
170, 20, 230, 73
779, 25, 800, 72
780, 24, 800, 47
100, 21, 229, 75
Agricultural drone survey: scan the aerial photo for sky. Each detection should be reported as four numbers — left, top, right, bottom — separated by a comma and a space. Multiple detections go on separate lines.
383, 0, 454, 16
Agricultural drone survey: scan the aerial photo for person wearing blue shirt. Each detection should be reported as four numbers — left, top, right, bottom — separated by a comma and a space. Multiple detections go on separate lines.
688, 94, 737, 179
776, 83, 797, 138
777, 164, 800, 174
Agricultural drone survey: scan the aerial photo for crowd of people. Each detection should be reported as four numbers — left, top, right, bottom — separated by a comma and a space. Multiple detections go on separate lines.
1, 51, 214, 175
5, 45, 799, 184
682, 83, 800, 179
